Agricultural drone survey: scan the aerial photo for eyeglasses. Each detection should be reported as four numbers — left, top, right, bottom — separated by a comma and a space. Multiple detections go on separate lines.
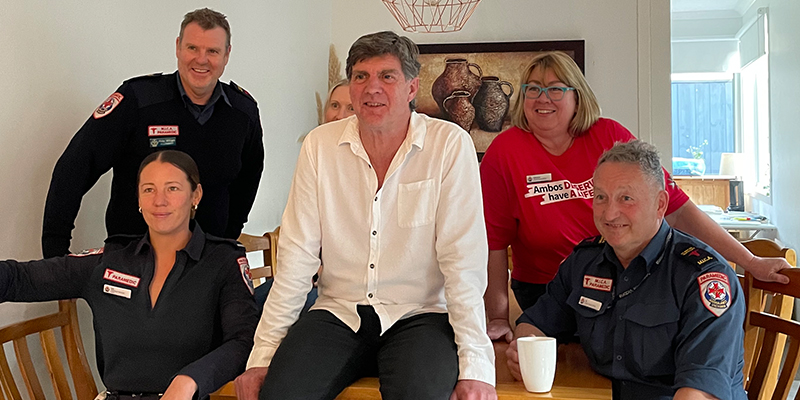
521, 84, 576, 101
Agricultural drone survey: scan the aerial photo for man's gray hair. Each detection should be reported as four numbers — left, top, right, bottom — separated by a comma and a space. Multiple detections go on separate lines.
597, 140, 665, 190
345, 31, 420, 109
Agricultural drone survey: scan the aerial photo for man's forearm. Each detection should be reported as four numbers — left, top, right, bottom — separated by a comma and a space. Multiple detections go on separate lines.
485, 249, 510, 321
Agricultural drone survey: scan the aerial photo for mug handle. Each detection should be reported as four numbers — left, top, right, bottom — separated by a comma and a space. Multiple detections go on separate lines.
499, 81, 514, 98
468, 63, 483, 78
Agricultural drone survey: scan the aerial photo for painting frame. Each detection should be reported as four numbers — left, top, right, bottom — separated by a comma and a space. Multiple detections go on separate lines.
416, 40, 585, 158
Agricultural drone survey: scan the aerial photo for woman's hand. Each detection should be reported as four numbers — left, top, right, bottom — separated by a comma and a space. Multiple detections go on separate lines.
161, 375, 197, 400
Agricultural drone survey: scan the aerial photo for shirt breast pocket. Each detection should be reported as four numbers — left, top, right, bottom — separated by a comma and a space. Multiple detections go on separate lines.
623, 303, 679, 377
568, 293, 613, 368
397, 179, 436, 228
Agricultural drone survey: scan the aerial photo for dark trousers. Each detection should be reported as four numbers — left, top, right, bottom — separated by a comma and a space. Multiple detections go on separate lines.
510, 279, 548, 311
259, 305, 459, 400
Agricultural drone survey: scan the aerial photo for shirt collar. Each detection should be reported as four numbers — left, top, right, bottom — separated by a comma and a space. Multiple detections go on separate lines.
135, 221, 205, 261
175, 71, 230, 108
338, 111, 427, 151
602, 220, 672, 272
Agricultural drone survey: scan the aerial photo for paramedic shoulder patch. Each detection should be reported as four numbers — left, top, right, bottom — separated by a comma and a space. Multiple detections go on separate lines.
697, 272, 731, 317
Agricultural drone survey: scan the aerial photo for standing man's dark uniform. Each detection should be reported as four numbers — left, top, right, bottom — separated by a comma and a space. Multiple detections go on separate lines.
42, 8, 263, 258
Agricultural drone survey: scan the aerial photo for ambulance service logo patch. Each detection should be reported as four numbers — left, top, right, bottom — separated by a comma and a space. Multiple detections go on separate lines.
697, 272, 731, 317
238, 257, 254, 295
93, 92, 124, 119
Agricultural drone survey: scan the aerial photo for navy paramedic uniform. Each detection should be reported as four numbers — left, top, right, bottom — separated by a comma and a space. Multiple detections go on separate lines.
42, 71, 264, 258
518, 221, 746, 400
1, 223, 258, 399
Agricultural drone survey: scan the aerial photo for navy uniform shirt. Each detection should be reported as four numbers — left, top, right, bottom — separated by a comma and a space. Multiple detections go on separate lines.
42, 71, 264, 258
518, 221, 746, 400
1, 223, 259, 399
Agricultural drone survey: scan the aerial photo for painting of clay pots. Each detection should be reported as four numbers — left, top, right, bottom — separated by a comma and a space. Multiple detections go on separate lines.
414, 40, 585, 157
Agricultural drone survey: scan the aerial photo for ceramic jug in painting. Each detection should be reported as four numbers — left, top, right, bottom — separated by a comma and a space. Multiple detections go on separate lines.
473, 76, 514, 132
431, 58, 482, 116
443, 90, 475, 132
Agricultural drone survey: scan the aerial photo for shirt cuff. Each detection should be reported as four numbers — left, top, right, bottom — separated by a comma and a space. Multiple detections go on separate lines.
458, 355, 496, 386
674, 365, 739, 400
246, 345, 278, 369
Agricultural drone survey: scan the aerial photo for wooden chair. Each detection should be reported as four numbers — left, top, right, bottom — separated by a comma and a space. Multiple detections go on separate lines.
238, 226, 280, 285
744, 268, 800, 400
0, 299, 96, 400
734, 239, 796, 399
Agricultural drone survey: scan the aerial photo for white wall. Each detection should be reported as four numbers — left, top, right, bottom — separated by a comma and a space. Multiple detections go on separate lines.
0, 0, 331, 391
671, 40, 739, 73
744, 0, 800, 250
331, 0, 672, 155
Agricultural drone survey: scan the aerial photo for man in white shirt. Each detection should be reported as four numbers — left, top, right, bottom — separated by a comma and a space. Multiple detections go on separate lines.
234, 31, 496, 400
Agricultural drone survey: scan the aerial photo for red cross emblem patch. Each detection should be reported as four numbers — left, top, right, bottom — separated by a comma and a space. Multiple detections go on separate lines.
697, 272, 731, 317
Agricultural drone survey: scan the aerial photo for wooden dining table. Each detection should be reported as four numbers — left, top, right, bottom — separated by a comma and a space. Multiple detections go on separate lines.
209, 341, 611, 400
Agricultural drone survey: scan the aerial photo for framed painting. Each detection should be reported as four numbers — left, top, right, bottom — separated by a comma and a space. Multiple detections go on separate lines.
416, 40, 585, 158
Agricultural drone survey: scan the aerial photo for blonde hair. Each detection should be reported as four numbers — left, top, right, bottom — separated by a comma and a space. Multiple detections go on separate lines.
510, 51, 601, 136
324, 79, 350, 113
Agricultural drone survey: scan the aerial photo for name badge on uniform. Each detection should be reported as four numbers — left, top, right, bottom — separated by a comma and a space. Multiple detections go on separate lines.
583, 275, 613, 292
148, 125, 179, 137
526, 173, 552, 184
103, 284, 131, 299
103, 268, 140, 288
150, 137, 177, 148
578, 296, 603, 311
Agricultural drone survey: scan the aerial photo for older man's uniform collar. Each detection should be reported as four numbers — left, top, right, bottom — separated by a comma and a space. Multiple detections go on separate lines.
602, 220, 672, 273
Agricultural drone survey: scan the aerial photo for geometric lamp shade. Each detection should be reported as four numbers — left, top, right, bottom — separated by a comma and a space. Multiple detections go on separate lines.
382, 0, 482, 33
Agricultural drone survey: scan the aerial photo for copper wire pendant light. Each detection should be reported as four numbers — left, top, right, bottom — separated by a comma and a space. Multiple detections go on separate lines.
382, 0, 482, 33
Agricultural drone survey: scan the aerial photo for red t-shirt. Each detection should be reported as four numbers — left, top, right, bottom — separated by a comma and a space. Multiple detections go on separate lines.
480, 118, 689, 284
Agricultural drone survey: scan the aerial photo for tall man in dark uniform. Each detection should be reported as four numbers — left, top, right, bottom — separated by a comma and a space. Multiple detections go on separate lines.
42, 8, 264, 258
506, 140, 747, 400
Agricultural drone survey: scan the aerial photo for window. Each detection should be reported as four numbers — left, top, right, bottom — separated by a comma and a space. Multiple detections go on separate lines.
671, 73, 736, 176
740, 55, 771, 198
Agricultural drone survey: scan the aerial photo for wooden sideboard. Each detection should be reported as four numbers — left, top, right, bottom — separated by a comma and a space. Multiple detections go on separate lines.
672, 176, 733, 209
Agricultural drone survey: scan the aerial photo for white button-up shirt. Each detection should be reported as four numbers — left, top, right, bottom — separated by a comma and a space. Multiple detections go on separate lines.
247, 112, 494, 385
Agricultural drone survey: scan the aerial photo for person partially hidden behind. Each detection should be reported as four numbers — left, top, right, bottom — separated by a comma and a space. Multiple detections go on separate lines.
506, 140, 746, 400
234, 31, 496, 400
41, 8, 264, 259
1, 150, 258, 400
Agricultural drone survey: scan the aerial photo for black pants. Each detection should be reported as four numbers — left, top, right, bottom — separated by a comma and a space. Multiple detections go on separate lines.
260, 305, 459, 400
510, 279, 548, 311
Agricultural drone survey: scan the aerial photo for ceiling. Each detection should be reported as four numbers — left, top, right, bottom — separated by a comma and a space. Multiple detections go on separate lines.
671, 0, 754, 15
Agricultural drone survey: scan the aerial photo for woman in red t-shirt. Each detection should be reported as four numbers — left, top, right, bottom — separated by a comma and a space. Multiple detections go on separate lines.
481, 51, 791, 342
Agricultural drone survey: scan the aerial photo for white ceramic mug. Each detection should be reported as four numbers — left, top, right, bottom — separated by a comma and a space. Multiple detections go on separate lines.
517, 336, 557, 393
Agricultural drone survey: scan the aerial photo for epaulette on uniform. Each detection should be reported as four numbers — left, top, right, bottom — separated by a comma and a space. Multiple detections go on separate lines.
228, 80, 257, 104
574, 235, 606, 250
206, 233, 244, 250
105, 233, 143, 245
675, 242, 718, 269
125, 72, 165, 83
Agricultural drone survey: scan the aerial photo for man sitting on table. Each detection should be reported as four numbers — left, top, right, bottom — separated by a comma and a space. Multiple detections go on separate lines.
234, 31, 496, 400
507, 140, 746, 400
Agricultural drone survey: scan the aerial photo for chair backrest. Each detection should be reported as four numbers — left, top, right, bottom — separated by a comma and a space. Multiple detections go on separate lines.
0, 299, 96, 400
736, 239, 796, 399
238, 227, 280, 285
744, 268, 800, 400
